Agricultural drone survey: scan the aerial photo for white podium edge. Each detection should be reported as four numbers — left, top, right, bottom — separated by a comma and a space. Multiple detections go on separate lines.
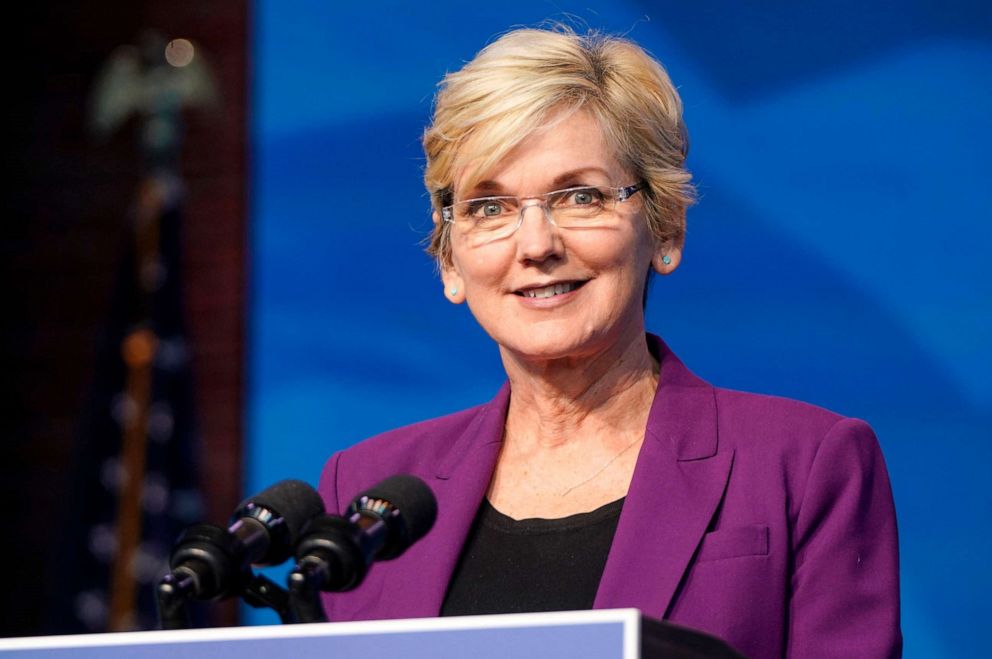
0, 608, 641, 658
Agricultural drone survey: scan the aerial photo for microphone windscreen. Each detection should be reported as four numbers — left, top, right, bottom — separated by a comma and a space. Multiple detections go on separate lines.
353, 475, 438, 558
235, 479, 324, 551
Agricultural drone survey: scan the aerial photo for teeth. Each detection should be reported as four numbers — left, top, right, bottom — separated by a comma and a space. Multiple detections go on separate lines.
523, 282, 577, 298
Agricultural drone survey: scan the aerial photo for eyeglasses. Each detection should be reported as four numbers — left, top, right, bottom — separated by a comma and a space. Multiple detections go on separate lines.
441, 183, 645, 245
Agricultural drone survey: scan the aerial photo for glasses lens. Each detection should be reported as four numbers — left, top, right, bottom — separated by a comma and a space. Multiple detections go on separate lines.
449, 186, 625, 245
454, 196, 519, 242
549, 186, 616, 227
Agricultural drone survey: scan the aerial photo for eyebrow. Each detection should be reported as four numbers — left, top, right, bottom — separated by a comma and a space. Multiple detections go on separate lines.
463, 167, 615, 198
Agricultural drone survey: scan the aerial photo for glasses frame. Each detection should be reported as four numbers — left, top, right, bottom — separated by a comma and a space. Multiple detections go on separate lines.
440, 182, 646, 239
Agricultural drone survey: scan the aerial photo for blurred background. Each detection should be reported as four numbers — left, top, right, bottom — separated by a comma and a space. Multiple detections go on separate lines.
4, 2, 989, 657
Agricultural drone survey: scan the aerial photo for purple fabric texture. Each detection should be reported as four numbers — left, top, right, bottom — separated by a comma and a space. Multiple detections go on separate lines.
317, 336, 901, 659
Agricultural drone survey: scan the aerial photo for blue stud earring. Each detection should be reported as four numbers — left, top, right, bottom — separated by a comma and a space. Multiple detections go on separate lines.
449, 287, 458, 296
662, 255, 672, 265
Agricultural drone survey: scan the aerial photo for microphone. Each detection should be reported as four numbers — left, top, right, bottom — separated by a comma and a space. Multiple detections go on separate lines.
228, 478, 326, 567
345, 474, 438, 561
287, 475, 437, 622
157, 479, 324, 627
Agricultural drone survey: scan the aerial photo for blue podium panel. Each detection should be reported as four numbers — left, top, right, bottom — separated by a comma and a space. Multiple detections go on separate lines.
0, 609, 638, 659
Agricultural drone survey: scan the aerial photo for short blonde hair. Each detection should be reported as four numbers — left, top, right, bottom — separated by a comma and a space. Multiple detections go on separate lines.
423, 27, 694, 266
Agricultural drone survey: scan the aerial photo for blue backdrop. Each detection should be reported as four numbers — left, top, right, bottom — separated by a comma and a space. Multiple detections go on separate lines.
248, 2, 991, 654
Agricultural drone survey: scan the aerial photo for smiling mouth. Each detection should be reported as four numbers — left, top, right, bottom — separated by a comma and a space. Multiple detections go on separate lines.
515, 281, 586, 299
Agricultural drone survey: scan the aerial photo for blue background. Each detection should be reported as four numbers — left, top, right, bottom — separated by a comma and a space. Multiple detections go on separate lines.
248, 2, 992, 655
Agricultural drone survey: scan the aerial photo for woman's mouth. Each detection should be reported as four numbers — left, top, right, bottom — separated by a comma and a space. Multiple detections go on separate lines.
515, 281, 586, 299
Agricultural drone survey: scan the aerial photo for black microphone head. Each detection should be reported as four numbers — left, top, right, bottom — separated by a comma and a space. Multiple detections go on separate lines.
233, 479, 325, 565
348, 474, 437, 560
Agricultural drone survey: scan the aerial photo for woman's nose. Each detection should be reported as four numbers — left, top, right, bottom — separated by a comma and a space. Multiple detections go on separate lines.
515, 201, 563, 263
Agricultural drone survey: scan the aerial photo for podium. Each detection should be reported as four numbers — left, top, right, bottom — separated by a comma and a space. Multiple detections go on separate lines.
0, 609, 744, 658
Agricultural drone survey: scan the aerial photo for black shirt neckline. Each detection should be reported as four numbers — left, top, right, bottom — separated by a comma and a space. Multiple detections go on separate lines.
480, 497, 627, 534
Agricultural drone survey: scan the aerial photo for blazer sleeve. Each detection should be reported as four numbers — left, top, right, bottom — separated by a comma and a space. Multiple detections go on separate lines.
788, 418, 902, 658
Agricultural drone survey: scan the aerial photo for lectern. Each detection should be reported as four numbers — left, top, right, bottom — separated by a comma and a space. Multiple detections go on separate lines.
0, 609, 744, 658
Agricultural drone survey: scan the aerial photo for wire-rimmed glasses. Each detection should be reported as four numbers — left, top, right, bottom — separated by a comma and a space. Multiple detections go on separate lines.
441, 183, 645, 245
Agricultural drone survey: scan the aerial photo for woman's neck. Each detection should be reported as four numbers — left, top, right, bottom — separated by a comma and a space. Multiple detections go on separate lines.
500, 331, 658, 451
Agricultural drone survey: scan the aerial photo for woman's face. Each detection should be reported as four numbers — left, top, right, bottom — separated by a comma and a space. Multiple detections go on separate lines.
441, 110, 680, 363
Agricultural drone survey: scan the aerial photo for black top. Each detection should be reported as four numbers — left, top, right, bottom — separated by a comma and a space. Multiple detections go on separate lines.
440, 497, 625, 616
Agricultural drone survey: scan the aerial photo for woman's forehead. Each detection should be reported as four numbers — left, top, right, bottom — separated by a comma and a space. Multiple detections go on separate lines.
452, 110, 628, 195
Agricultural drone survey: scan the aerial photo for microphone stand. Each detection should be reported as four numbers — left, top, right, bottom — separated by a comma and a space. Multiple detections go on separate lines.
156, 569, 292, 629
287, 562, 329, 624
284, 513, 369, 624
156, 571, 195, 630
243, 573, 293, 623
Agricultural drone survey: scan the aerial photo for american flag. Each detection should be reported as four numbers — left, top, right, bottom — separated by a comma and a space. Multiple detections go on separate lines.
49, 174, 204, 633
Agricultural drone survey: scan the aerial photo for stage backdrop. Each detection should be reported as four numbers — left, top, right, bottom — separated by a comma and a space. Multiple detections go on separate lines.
248, 2, 991, 655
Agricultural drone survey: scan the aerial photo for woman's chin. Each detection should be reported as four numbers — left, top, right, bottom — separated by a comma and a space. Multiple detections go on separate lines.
495, 329, 612, 366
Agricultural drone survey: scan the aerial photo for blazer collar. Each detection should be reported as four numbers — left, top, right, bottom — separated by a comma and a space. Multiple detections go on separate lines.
645, 335, 720, 461
594, 336, 733, 617
409, 336, 731, 619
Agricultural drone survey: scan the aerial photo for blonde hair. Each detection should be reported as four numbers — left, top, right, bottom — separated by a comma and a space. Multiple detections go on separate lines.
423, 26, 694, 266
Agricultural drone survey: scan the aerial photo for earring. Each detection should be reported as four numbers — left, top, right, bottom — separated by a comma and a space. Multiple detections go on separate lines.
662, 255, 672, 265
448, 287, 458, 296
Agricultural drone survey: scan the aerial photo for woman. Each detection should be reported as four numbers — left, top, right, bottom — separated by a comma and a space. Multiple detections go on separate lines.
317, 27, 901, 659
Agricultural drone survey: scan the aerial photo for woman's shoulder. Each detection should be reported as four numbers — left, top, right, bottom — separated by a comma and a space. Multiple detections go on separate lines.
712, 386, 879, 444
317, 397, 498, 511
713, 386, 853, 434
348, 400, 492, 461
709, 386, 887, 501
654, 336, 880, 456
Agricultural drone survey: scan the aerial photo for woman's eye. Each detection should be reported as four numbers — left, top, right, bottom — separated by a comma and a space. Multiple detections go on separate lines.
557, 188, 603, 206
481, 202, 503, 217
467, 199, 507, 218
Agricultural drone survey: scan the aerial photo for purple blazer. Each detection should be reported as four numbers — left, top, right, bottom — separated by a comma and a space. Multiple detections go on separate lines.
318, 337, 901, 659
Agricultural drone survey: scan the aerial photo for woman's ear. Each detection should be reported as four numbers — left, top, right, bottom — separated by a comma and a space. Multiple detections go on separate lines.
434, 209, 465, 304
441, 265, 465, 304
652, 244, 682, 275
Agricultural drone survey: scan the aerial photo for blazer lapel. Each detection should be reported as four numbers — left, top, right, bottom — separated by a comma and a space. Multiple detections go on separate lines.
594, 340, 734, 619
394, 384, 509, 617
